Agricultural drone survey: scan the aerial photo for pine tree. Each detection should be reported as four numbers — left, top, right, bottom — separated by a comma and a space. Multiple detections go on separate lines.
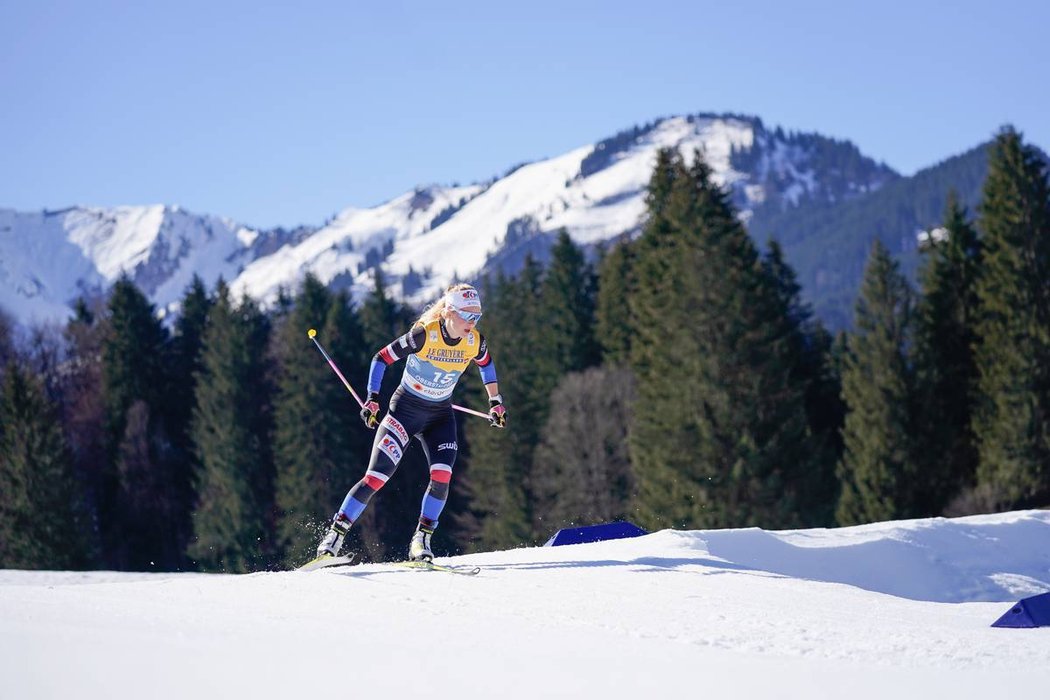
836, 240, 918, 525
160, 276, 214, 567
100, 276, 179, 569
971, 127, 1050, 509
167, 276, 212, 450
0, 362, 91, 569
913, 194, 982, 514
691, 155, 815, 528
629, 149, 817, 529
627, 149, 686, 375
595, 236, 637, 366
540, 230, 599, 373
626, 150, 699, 528
102, 276, 168, 446
763, 240, 843, 526
188, 284, 274, 572
273, 275, 368, 566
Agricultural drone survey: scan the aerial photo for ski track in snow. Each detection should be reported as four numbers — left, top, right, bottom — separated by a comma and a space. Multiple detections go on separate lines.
3, 510, 1050, 698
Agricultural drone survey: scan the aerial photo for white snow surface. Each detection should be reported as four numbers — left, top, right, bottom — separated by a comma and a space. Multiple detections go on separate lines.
3, 509, 1050, 699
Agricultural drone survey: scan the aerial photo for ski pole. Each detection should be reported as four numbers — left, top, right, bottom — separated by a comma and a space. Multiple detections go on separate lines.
308, 328, 365, 407
451, 403, 492, 420
307, 329, 493, 420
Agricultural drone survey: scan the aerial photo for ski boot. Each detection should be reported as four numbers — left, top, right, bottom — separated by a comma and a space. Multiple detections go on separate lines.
316, 514, 352, 558
409, 526, 435, 562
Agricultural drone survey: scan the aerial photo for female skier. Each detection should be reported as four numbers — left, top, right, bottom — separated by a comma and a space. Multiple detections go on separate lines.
314, 283, 506, 563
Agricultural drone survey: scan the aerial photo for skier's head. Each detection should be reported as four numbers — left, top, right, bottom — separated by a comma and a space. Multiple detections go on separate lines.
416, 283, 482, 335
442, 283, 482, 335
445, 285, 482, 320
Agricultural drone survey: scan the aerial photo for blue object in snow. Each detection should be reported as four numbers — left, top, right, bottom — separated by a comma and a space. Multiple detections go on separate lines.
991, 591, 1050, 628
544, 521, 648, 547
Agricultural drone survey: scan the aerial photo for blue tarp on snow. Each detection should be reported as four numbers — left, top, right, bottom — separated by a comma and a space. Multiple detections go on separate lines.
543, 521, 648, 547
991, 591, 1050, 628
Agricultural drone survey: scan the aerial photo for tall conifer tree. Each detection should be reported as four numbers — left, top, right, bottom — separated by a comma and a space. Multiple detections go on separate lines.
189, 284, 274, 572
836, 240, 917, 525
159, 276, 214, 567
763, 240, 843, 525
540, 230, 600, 373
627, 150, 699, 527
629, 149, 817, 529
972, 128, 1050, 509
0, 362, 91, 569
913, 195, 982, 514
595, 236, 637, 366
102, 276, 168, 446
101, 277, 179, 568
167, 276, 213, 450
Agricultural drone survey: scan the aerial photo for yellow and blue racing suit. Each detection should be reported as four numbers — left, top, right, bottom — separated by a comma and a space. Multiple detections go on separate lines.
334, 319, 498, 533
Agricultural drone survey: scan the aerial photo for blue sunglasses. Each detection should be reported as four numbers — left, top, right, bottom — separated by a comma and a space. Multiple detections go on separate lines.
453, 308, 482, 324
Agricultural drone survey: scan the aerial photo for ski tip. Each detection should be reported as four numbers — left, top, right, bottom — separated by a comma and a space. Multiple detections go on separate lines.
296, 553, 356, 572
307, 328, 317, 338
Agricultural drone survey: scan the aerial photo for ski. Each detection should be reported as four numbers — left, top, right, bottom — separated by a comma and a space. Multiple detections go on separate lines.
395, 560, 481, 576
296, 553, 478, 575
297, 553, 357, 572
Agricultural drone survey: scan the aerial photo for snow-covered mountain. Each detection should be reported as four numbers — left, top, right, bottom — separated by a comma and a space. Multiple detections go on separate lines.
3, 509, 1049, 698
0, 113, 896, 327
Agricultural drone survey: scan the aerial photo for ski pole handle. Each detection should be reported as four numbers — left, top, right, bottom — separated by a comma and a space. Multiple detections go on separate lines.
308, 329, 365, 408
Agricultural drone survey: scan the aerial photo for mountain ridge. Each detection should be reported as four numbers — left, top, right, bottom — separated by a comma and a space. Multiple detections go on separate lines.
0, 112, 995, 330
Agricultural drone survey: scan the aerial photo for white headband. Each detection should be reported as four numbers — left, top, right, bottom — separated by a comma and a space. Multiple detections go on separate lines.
446, 286, 482, 311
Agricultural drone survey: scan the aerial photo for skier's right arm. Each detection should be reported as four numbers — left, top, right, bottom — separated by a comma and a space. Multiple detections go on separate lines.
360, 326, 425, 429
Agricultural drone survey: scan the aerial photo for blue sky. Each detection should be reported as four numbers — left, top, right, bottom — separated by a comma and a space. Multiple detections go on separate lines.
2, 1, 1047, 229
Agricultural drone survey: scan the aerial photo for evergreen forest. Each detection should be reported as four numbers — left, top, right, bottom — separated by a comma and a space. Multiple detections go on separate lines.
2, 127, 1048, 572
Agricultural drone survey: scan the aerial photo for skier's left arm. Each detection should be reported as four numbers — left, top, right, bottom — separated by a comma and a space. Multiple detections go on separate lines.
475, 334, 506, 428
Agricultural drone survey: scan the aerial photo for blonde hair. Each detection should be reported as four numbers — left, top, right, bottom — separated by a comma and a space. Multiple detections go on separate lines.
415, 282, 476, 327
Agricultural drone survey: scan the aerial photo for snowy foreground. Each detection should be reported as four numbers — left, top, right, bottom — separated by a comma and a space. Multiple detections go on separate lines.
4, 511, 1050, 699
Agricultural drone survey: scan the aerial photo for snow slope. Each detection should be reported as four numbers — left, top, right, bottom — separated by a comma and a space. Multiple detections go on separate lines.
3, 510, 1049, 699
230, 117, 761, 308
